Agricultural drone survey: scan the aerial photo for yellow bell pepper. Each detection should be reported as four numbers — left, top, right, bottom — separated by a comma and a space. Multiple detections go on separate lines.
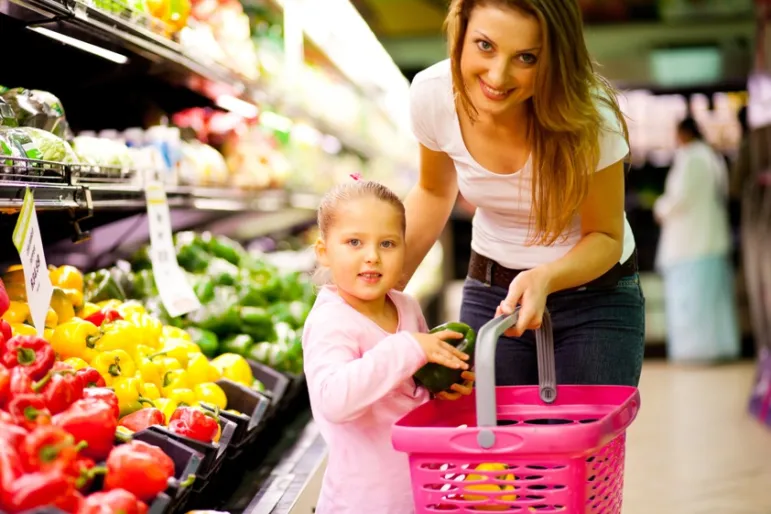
49, 288, 75, 325
2, 265, 25, 285
92, 320, 142, 354
152, 356, 182, 375
42, 308, 58, 329
4, 282, 26, 302
92, 350, 135, 386
96, 299, 123, 310
3, 301, 29, 325
194, 383, 227, 410
115, 301, 146, 318
113, 376, 155, 417
139, 381, 161, 401
154, 398, 178, 424
135, 356, 163, 389
49, 265, 84, 292
186, 353, 221, 386
10, 323, 36, 337
167, 388, 196, 406
49, 266, 84, 309
161, 369, 188, 397
50, 318, 99, 362
155, 338, 200, 368
124, 312, 162, 349
78, 303, 101, 319
129, 344, 156, 363
211, 353, 254, 387
63, 357, 89, 370
161, 326, 192, 343
44, 328, 53, 341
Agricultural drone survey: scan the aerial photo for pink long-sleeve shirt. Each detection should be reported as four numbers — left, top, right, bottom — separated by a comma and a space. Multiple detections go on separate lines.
302, 285, 430, 514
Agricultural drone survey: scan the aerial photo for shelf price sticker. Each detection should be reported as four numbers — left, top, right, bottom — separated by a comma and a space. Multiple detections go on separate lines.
145, 181, 201, 318
11, 188, 53, 337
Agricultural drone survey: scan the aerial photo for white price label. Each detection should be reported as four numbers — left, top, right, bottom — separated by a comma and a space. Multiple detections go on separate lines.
145, 181, 201, 318
11, 188, 53, 337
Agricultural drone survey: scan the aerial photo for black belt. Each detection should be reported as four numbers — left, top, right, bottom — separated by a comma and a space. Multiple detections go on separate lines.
468, 248, 638, 291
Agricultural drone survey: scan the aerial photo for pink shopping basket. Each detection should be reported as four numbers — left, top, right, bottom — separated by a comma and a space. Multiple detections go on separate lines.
392, 310, 641, 513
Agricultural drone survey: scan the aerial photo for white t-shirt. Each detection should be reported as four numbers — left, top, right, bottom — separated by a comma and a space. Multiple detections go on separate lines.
409, 59, 636, 270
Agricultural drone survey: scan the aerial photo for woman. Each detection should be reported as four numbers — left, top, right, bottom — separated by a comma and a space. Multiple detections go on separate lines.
401, 0, 645, 386
654, 117, 740, 364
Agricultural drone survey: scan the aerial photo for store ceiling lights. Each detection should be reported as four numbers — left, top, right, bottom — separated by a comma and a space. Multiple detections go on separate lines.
27, 27, 129, 64
215, 94, 260, 119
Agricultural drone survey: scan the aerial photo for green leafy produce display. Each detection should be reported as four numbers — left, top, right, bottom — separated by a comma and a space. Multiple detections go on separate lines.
126, 231, 315, 375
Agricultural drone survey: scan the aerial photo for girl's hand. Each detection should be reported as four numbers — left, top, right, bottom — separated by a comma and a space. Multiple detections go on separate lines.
498, 268, 550, 337
436, 371, 476, 401
413, 331, 469, 371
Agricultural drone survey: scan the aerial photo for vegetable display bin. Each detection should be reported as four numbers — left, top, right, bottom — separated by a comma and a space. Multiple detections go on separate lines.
214, 378, 271, 451
148, 417, 236, 484
248, 359, 291, 414
392, 310, 641, 513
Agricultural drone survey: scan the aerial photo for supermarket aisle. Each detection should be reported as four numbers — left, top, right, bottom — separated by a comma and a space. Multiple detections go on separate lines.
623, 361, 771, 514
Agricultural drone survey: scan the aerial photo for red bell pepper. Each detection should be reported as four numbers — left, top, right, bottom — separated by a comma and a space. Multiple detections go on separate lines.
104, 440, 174, 502
54, 489, 84, 514
0, 279, 9, 319
118, 408, 165, 433
0, 421, 28, 448
68, 456, 101, 491
33, 371, 85, 414
84, 308, 123, 327
81, 387, 119, 419
0, 444, 23, 492
9, 366, 33, 397
76, 367, 105, 388
8, 394, 51, 431
1, 336, 55, 380
167, 406, 219, 443
78, 489, 147, 514
0, 365, 10, 407
19, 425, 85, 473
52, 398, 117, 461
0, 320, 10, 344
2, 469, 74, 513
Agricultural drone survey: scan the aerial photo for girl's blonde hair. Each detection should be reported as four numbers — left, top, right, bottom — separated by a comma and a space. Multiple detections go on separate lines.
446, 0, 630, 246
316, 180, 405, 239
313, 180, 406, 284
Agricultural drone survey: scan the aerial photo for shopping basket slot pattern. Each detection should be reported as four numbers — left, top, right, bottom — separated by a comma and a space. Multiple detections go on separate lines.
393, 309, 640, 513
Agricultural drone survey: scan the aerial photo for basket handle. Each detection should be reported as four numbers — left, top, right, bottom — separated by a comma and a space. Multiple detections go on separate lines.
475, 308, 556, 449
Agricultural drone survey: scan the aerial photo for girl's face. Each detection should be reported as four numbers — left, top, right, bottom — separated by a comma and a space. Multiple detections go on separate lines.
316, 197, 405, 306
459, 4, 542, 118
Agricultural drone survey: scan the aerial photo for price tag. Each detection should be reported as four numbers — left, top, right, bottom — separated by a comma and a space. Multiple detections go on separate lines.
145, 181, 201, 318
11, 188, 53, 337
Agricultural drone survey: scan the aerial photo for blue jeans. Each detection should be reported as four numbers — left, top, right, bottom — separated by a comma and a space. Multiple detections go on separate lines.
460, 274, 646, 387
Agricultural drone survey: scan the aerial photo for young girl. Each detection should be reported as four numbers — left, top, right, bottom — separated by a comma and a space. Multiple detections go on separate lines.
302, 178, 476, 514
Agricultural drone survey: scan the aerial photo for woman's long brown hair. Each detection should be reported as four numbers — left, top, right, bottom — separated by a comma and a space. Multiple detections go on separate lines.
445, 0, 630, 246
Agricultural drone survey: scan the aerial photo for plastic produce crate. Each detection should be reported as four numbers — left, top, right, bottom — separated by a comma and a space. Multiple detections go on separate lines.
214, 378, 271, 452
248, 359, 290, 415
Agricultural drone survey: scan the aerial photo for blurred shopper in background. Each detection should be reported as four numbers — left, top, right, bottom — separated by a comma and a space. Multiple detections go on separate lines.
654, 117, 740, 364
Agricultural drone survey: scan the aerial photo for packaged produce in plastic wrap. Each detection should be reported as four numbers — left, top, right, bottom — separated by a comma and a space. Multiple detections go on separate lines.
1, 88, 72, 140
0, 126, 78, 163
0, 97, 17, 128
72, 135, 135, 168
178, 139, 229, 186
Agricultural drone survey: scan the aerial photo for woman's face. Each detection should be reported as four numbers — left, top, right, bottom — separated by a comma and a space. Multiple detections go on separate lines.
459, 4, 542, 118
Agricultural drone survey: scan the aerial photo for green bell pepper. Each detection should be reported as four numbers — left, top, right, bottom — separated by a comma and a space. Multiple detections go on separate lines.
108, 261, 135, 299
206, 257, 239, 286
186, 273, 214, 303
184, 287, 241, 335
413, 322, 476, 395
269, 301, 310, 329
131, 269, 158, 300
185, 327, 219, 358
174, 231, 210, 273
84, 269, 126, 304
130, 245, 152, 271
220, 334, 254, 357
239, 306, 276, 342
202, 232, 245, 265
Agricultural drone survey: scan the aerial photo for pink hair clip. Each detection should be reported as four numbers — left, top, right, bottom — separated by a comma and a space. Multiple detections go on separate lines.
350, 172, 362, 181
